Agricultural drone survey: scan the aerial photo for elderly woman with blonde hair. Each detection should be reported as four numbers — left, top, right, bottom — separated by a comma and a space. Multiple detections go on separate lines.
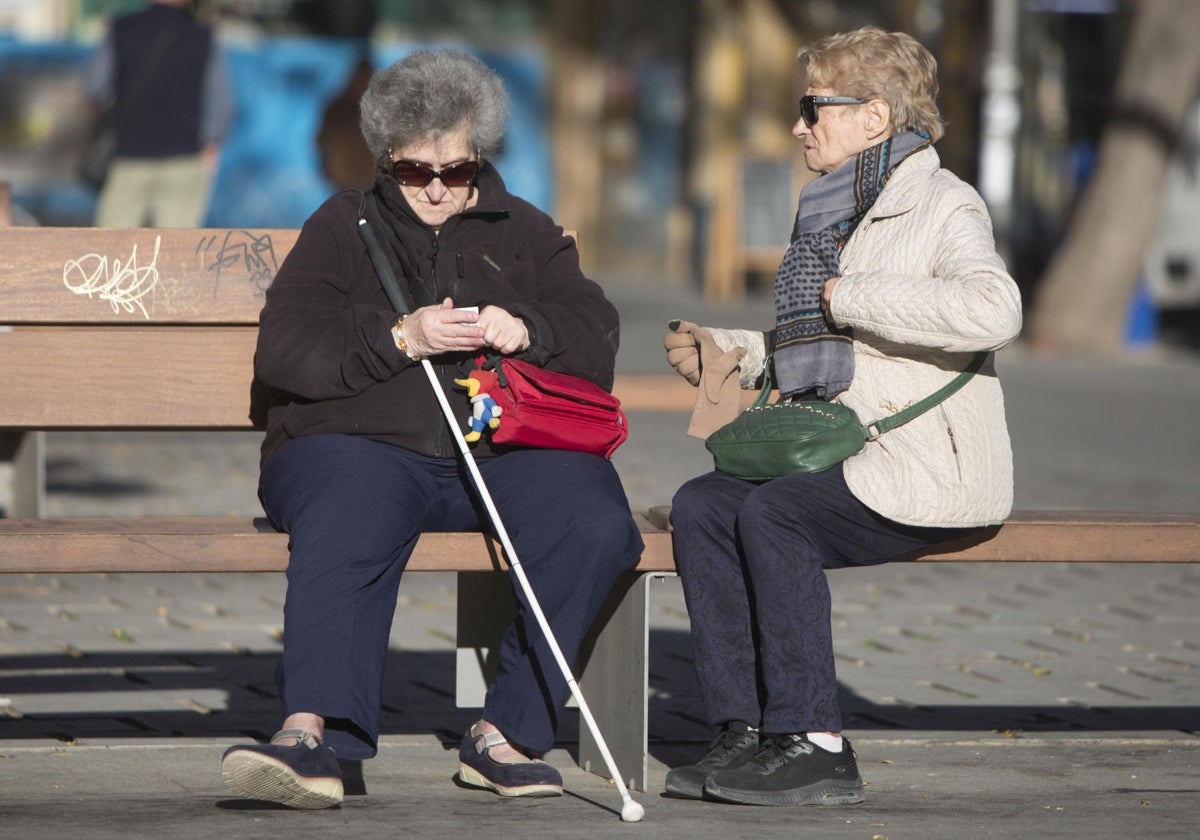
662, 26, 1022, 806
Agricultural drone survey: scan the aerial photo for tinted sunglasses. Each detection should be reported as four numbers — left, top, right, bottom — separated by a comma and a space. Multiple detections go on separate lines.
798, 95, 869, 128
391, 159, 480, 188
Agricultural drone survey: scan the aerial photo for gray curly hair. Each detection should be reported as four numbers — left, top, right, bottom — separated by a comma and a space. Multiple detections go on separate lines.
360, 49, 509, 160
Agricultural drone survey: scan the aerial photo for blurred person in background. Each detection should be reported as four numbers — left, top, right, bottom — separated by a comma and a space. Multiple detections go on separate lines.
84, 0, 233, 227
317, 53, 377, 191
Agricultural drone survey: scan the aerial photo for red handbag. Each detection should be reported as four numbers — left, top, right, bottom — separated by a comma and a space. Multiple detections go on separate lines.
455, 355, 628, 458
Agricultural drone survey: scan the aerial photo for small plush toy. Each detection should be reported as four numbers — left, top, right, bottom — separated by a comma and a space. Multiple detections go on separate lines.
454, 371, 503, 443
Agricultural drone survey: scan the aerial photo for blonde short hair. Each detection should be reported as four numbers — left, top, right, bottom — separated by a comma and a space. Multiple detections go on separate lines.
797, 26, 944, 142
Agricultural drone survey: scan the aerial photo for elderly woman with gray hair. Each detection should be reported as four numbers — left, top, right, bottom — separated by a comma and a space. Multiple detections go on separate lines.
662, 26, 1022, 806
220, 49, 642, 808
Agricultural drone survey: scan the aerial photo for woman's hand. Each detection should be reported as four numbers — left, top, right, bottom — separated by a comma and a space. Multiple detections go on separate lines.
395, 298, 530, 358
476, 305, 531, 354
821, 276, 840, 322
396, 298, 485, 358
664, 319, 706, 385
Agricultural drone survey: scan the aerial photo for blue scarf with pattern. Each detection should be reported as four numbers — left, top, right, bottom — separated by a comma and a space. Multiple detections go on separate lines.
772, 130, 929, 398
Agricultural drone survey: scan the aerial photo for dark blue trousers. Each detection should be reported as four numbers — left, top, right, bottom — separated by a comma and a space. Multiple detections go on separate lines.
669, 464, 976, 735
259, 433, 643, 760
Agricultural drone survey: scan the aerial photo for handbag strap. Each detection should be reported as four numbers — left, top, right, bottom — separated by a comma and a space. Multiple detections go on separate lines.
756, 351, 987, 439
750, 364, 776, 409
864, 351, 986, 438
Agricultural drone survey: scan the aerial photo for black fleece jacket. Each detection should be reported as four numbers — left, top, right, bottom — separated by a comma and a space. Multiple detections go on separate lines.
254, 164, 620, 463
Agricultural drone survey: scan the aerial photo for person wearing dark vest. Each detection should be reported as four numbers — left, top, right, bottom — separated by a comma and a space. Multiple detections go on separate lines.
85, 0, 233, 227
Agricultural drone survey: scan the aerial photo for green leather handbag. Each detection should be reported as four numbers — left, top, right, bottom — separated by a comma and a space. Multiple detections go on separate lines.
705, 353, 985, 480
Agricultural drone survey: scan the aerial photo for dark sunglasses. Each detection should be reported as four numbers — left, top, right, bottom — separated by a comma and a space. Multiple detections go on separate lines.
391, 159, 480, 188
798, 95, 869, 128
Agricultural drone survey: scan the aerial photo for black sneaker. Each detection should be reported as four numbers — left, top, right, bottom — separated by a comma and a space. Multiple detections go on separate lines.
663, 721, 761, 799
703, 734, 865, 806
221, 728, 343, 809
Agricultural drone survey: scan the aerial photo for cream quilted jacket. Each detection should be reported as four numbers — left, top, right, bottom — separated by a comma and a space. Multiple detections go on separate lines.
731, 147, 1022, 527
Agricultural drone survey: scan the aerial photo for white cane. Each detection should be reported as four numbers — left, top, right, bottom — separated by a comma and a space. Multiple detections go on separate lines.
358, 218, 645, 823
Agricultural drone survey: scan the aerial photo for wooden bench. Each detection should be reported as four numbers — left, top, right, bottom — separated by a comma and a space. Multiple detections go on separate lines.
0, 226, 682, 789
2, 227, 1198, 792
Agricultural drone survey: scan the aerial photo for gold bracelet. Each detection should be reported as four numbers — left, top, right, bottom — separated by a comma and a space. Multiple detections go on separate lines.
394, 314, 421, 361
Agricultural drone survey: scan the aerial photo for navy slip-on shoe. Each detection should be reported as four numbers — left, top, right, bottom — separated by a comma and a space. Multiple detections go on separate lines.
457, 722, 563, 797
222, 728, 344, 809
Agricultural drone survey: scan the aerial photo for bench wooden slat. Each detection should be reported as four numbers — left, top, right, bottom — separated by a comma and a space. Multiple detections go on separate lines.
0, 328, 706, 428
609, 376, 763, 412
0, 515, 677, 574
0, 327, 260, 429
647, 506, 1200, 563
0, 227, 296, 324
3, 509, 1195, 572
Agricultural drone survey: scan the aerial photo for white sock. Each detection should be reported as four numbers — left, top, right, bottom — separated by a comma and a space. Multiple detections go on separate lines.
805, 732, 843, 753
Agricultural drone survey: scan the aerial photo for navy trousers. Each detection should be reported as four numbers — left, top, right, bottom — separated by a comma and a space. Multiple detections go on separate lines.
669, 464, 977, 735
259, 433, 643, 760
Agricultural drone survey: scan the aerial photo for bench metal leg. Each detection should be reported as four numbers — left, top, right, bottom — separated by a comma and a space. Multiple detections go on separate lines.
454, 571, 511, 707
0, 431, 45, 519
576, 571, 665, 793
454, 570, 664, 792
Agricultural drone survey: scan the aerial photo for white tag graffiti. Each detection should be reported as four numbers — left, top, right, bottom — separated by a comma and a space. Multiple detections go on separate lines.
62, 236, 161, 319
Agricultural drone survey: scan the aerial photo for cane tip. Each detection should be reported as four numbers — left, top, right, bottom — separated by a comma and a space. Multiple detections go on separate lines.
621, 800, 645, 822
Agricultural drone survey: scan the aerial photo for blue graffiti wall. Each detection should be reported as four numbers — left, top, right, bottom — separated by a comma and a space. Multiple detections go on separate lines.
0, 33, 551, 227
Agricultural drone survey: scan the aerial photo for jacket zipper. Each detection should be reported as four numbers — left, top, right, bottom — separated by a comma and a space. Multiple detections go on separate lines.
427, 234, 440, 299
426, 233, 453, 457
939, 405, 963, 481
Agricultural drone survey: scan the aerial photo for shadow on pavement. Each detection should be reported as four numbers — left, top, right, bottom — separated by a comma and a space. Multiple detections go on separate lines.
4, 632, 1195, 749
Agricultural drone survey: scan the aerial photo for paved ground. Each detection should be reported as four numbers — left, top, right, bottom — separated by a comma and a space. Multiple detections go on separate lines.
2, 276, 1199, 837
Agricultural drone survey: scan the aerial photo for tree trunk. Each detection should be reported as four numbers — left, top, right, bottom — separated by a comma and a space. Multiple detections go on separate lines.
548, 0, 604, 272
689, 0, 746, 301
1028, 0, 1200, 354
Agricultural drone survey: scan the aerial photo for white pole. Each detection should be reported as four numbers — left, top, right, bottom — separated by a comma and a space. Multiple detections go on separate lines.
978, 0, 1021, 264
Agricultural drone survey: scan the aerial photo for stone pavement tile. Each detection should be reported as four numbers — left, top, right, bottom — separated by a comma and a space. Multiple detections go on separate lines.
829, 563, 1200, 733
0, 571, 470, 748
42, 432, 263, 519
2, 559, 1198, 838
1, 735, 1197, 840
4, 563, 1197, 753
